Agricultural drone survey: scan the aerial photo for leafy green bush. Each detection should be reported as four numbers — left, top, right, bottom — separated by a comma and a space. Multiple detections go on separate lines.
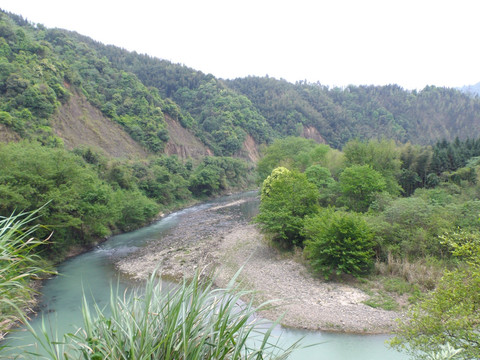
303, 209, 375, 279
255, 168, 318, 247
338, 164, 386, 212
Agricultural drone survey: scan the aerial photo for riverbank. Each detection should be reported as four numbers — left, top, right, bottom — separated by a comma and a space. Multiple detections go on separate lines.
116, 196, 404, 334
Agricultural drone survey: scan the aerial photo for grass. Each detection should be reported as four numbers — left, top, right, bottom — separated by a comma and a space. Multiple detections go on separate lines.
0, 209, 53, 337
362, 291, 399, 311
19, 269, 302, 359
374, 253, 447, 291
357, 255, 447, 311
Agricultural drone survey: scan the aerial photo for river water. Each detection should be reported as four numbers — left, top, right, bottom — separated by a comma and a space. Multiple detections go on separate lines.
5, 191, 408, 359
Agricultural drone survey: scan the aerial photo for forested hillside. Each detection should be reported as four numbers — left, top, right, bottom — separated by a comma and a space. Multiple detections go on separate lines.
60, 29, 480, 151
3, 9, 480, 157
228, 77, 480, 148
0, 10, 255, 259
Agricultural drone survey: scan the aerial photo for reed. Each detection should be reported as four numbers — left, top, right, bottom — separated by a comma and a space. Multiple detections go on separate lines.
22, 270, 300, 359
0, 209, 51, 337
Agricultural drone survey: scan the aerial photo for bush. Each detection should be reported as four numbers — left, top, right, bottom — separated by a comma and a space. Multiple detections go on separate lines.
303, 209, 375, 279
338, 164, 386, 212
254, 168, 318, 247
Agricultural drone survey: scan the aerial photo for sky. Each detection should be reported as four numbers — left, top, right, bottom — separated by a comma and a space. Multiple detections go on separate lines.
1, 0, 479, 90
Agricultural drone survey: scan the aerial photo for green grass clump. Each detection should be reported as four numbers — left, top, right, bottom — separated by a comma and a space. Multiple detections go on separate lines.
23, 270, 300, 359
362, 291, 399, 311
0, 209, 52, 337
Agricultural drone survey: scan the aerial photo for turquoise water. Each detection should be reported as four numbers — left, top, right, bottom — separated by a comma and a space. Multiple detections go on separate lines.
4, 192, 408, 359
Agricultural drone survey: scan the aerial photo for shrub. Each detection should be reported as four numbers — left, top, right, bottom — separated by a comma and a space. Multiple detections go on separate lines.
254, 168, 318, 247
390, 230, 480, 359
303, 209, 375, 279
338, 164, 386, 212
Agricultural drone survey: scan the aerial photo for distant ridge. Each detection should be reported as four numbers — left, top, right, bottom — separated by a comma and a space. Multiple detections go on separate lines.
459, 81, 480, 96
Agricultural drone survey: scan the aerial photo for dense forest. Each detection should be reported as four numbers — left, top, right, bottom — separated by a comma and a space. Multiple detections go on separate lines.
1, 8, 480, 359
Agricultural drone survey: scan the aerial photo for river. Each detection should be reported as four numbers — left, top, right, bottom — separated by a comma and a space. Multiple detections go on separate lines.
5, 191, 408, 359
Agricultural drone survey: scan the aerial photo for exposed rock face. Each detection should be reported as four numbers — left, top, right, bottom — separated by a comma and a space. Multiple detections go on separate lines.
302, 125, 326, 144
164, 115, 212, 159
235, 134, 260, 163
52, 92, 149, 158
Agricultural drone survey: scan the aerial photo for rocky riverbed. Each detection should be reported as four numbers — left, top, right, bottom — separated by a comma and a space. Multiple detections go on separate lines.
116, 196, 403, 334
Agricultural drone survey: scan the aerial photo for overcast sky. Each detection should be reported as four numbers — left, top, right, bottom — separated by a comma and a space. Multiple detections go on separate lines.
1, 0, 478, 90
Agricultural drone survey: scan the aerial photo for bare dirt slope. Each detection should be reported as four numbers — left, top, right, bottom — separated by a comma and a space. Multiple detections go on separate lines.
51, 92, 149, 158
164, 115, 212, 159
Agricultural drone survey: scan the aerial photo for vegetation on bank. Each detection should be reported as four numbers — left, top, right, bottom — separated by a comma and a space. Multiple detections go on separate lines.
254, 136, 480, 359
0, 141, 253, 259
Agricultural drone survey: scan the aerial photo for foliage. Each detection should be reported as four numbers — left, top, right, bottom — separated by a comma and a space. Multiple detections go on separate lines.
0, 142, 159, 255
338, 164, 386, 212
254, 168, 318, 247
369, 196, 451, 259
0, 209, 53, 336
304, 165, 337, 206
260, 166, 290, 199
256, 137, 330, 182
390, 229, 480, 359
424, 344, 463, 360
188, 156, 251, 196
21, 270, 300, 359
343, 139, 402, 196
303, 210, 375, 279
229, 77, 480, 149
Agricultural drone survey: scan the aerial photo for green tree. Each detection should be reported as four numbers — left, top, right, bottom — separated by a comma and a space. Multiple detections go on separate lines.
254, 168, 318, 247
256, 137, 330, 183
338, 164, 386, 212
303, 209, 375, 279
260, 166, 291, 199
305, 164, 337, 206
343, 139, 402, 196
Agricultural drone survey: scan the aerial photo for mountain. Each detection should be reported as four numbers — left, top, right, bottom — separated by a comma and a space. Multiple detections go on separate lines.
227, 77, 480, 148
459, 81, 480, 97
2, 9, 480, 160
